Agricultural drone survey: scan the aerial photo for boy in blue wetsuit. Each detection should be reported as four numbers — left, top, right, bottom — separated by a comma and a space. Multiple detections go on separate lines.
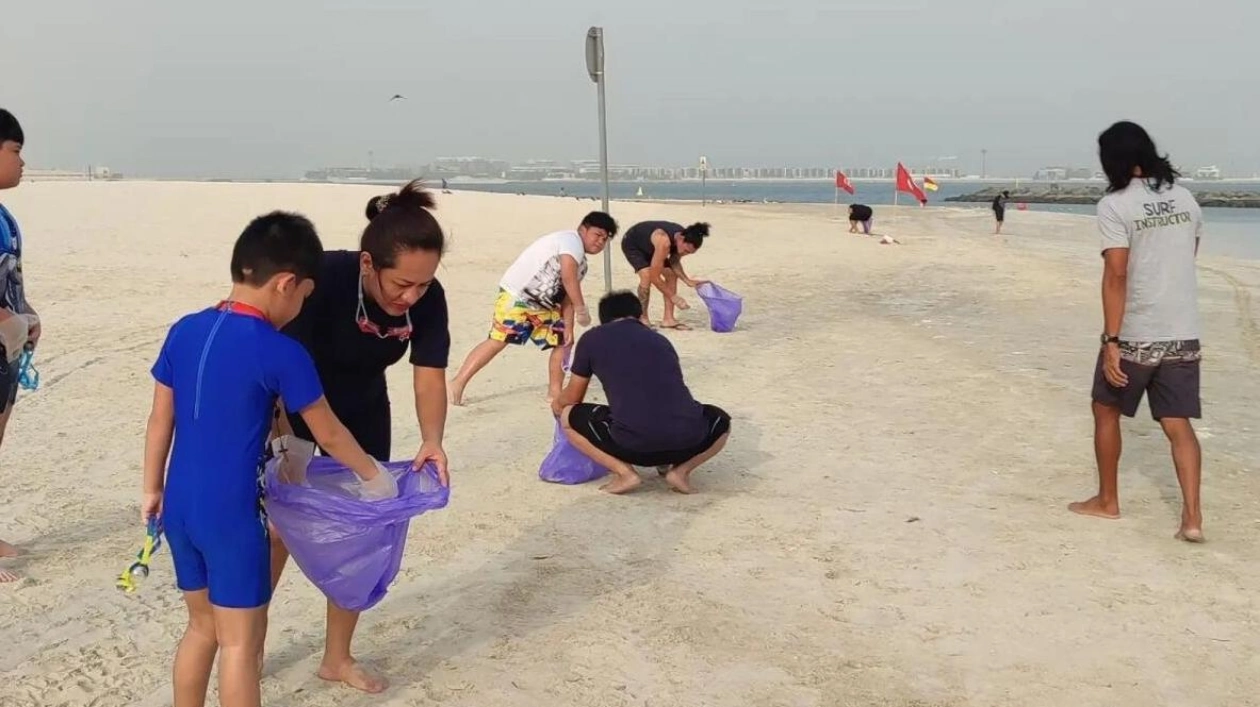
141, 212, 396, 707
0, 109, 39, 582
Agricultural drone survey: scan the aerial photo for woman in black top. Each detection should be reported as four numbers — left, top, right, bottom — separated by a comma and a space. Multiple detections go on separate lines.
271, 179, 450, 693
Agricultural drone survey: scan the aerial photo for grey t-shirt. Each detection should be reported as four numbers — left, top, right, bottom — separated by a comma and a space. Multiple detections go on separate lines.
1097, 180, 1203, 341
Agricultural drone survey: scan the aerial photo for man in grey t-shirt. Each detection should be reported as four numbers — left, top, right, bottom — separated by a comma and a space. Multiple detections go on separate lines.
1069, 121, 1205, 543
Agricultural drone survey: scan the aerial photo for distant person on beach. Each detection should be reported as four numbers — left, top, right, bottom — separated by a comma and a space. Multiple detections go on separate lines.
143, 212, 393, 707
552, 291, 731, 494
621, 220, 711, 329
848, 204, 874, 235
1069, 120, 1206, 543
271, 180, 451, 693
449, 212, 617, 406
0, 109, 39, 583
992, 190, 1010, 234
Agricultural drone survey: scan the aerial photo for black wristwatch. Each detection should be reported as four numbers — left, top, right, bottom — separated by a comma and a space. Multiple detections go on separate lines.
1100, 334, 1120, 345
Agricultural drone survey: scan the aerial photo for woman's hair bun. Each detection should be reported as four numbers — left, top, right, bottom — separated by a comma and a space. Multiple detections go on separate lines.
365, 179, 438, 220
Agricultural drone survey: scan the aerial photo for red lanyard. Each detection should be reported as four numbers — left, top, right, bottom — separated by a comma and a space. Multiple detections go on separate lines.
216, 300, 268, 321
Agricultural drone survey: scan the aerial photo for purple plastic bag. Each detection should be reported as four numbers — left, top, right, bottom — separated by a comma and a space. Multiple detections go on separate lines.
263, 456, 450, 612
696, 282, 744, 333
538, 421, 608, 484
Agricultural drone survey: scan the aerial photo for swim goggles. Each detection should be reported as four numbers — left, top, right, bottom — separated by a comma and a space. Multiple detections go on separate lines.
356, 275, 412, 341
116, 517, 164, 593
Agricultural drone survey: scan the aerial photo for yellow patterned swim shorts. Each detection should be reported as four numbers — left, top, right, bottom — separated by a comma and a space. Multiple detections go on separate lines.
489, 289, 565, 349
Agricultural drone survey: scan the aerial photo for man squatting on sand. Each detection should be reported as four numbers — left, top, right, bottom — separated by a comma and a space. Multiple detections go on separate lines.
1070, 120, 1206, 542
552, 291, 731, 494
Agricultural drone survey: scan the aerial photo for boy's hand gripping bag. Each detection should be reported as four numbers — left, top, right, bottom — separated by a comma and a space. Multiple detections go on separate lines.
538, 420, 608, 484
695, 282, 744, 333
263, 453, 450, 612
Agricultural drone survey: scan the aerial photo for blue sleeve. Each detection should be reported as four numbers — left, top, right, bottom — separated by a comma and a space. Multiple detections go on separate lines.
571, 332, 594, 378
266, 333, 325, 413
408, 280, 451, 368
150, 320, 182, 388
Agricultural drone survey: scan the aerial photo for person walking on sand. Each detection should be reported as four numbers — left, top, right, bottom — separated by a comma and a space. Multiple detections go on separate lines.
0, 109, 40, 583
552, 291, 731, 495
620, 220, 711, 329
992, 190, 1010, 234
1069, 120, 1206, 543
448, 211, 617, 406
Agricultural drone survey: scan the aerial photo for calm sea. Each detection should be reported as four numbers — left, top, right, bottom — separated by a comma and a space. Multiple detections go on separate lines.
452, 179, 1260, 260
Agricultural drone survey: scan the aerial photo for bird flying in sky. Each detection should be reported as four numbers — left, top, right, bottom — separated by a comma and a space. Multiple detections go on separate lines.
389, 94, 406, 102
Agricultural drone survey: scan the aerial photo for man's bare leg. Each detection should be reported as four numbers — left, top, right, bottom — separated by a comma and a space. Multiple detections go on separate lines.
661, 271, 680, 327
1070, 401, 1123, 519
636, 271, 653, 326
213, 603, 268, 707
664, 432, 730, 494
448, 339, 508, 406
174, 590, 219, 707
1159, 417, 1204, 542
547, 345, 565, 402
561, 406, 641, 494
318, 602, 387, 693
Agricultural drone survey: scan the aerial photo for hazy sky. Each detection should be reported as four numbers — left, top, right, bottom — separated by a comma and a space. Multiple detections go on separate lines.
2, 0, 1253, 178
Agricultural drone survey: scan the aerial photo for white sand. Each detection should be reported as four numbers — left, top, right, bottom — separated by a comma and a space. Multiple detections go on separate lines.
1, 182, 1258, 707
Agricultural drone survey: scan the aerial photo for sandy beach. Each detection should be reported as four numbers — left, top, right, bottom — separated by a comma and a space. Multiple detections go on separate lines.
1, 181, 1258, 707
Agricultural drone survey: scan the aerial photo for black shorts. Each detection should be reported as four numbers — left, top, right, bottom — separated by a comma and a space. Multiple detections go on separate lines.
994, 207, 1005, 222
0, 346, 16, 415
621, 239, 654, 273
567, 403, 731, 467
1090, 350, 1201, 420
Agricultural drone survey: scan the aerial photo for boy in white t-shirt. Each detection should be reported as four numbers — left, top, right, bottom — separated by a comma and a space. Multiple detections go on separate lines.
449, 211, 618, 406
1069, 120, 1206, 542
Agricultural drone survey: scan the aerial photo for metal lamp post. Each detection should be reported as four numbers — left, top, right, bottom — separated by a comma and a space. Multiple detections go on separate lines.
585, 27, 612, 292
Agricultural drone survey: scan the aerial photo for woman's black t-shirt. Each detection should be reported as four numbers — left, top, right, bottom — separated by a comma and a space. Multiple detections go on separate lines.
281, 250, 450, 454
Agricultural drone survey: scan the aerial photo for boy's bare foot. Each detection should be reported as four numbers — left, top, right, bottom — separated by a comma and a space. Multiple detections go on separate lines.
0, 567, 18, 583
1068, 496, 1121, 520
663, 467, 695, 494
318, 658, 388, 694
447, 378, 467, 407
0, 540, 21, 558
600, 473, 643, 495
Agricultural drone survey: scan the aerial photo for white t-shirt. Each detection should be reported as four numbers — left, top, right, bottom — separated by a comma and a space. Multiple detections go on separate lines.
499, 230, 588, 310
1097, 180, 1203, 341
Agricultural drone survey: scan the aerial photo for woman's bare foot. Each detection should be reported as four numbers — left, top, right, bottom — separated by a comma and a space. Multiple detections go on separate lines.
663, 467, 695, 494
1175, 527, 1205, 543
0, 540, 21, 558
1068, 496, 1121, 519
447, 378, 467, 407
0, 567, 19, 583
318, 658, 388, 694
600, 473, 642, 495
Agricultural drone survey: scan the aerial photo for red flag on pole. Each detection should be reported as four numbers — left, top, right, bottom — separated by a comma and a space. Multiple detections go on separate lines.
895, 162, 928, 205
835, 170, 855, 195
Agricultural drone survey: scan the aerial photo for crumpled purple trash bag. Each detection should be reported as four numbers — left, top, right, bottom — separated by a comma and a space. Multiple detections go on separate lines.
696, 282, 743, 333
538, 421, 608, 484
263, 456, 450, 612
